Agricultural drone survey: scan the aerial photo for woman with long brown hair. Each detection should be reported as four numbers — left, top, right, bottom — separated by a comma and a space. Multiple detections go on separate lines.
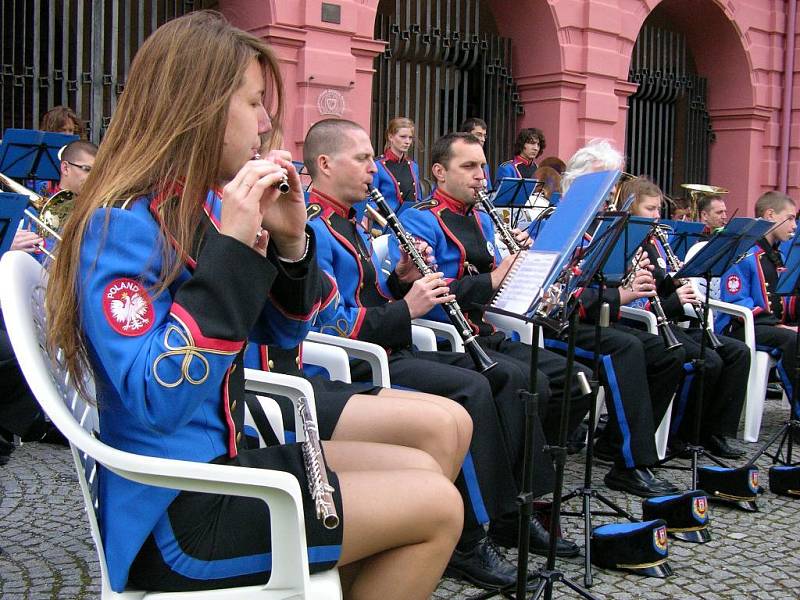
46, 11, 461, 597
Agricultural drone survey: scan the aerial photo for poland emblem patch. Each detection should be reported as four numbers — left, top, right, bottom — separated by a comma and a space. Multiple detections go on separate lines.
103, 278, 154, 336
726, 274, 742, 294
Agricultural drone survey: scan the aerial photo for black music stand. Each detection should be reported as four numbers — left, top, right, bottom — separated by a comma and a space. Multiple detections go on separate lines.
0, 129, 77, 181
492, 177, 540, 230
0, 193, 29, 254
746, 226, 800, 468
658, 218, 775, 488
559, 213, 654, 587
480, 169, 621, 600
658, 219, 706, 261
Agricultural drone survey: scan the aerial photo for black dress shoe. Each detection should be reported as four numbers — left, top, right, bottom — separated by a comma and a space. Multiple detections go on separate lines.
490, 515, 580, 557
445, 537, 518, 590
703, 434, 745, 459
591, 438, 616, 463
605, 466, 678, 498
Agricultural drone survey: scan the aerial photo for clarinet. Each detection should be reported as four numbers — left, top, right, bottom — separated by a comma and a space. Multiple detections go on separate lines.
297, 395, 340, 529
625, 242, 683, 351
367, 185, 497, 373
653, 225, 723, 349
476, 189, 522, 254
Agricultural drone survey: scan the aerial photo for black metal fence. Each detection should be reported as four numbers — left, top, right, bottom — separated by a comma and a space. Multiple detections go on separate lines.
0, 0, 215, 143
626, 24, 714, 202
371, 0, 523, 193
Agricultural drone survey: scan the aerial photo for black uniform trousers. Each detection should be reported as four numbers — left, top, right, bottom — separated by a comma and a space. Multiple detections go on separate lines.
727, 322, 798, 419
668, 327, 750, 440
545, 322, 685, 469
0, 308, 43, 440
350, 346, 551, 539
474, 333, 593, 444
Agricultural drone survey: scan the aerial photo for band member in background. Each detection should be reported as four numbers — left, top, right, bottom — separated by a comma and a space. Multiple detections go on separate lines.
717, 191, 799, 421
554, 140, 684, 497
39, 105, 85, 137
622, 177, 749, 459
496, 127, 546, 181
459, 117, 492, 190
33, 140, 98, 197
305, 117, 576, 590
44, 12, 463, 597
395, 131, 596, 558
372, 116, 423, 215
698, 194, 728, 238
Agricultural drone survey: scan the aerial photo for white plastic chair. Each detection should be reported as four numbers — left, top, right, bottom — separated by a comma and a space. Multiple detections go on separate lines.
708, 299, 784, 442
618, 306, 673, 459
0, 251, 341, 600
305, 331, 390, 386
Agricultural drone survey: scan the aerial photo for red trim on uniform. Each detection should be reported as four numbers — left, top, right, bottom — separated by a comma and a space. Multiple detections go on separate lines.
377, 157, 404, 205
310, 189, 353, 219
351, 307, 367, 339
222, 367, 238, 458
433, 188, 470, 216
148, 188, 197, 270
259, 345, 269, 371
267, 294, 321, 322
170, 303, 244, 352
384, 148, 405, 162
754, 247, 770, 313
298, 342, 304, 369
320, 272, 338, 310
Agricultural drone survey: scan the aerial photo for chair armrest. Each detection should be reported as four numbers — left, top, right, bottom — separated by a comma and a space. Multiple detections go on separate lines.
305, 332, 390, 387
708, 299, 756, 348
412, 318, 465, 352
411, 323, 437, 351
484, 311, 534, 345
619, 305, 658, 335
244, 394, 287, 445
244, 369, 320, 442
301, 341, 352, 383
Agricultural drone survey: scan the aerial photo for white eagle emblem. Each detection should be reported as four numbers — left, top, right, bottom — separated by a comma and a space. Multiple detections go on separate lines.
103, 278, 154, 336
726, 274, 742, 295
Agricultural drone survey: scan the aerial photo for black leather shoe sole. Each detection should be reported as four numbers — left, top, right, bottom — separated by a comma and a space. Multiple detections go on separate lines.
443, 564, 515, 590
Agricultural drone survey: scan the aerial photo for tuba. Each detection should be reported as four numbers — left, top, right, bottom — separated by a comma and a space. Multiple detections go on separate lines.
680, 183, 728, 222
0, 172, 71, 258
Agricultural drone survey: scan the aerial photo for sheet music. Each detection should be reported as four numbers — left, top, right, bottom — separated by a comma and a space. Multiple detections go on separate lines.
491, 250, 560, 316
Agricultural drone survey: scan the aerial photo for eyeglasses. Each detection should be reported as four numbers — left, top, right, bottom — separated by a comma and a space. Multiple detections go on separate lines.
66, 161, 92, 173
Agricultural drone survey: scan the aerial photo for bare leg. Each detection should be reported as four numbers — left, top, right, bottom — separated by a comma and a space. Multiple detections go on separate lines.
330, 446, 463, 600
323, 439, 442, 474
331, 390, 472, 480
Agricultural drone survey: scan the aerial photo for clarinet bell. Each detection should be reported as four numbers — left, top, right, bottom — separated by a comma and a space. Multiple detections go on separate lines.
661, 325, 683, 351
465, 339, 497, 373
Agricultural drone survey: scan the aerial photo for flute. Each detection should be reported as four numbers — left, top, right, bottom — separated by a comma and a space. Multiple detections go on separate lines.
297, 395, 340, 529
253, 153, 290, 194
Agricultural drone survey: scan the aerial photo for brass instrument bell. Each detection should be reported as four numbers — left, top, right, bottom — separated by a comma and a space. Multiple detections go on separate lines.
680, 183, 728, 221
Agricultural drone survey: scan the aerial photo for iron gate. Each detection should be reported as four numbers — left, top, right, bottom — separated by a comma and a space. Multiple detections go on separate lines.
626, 24, 714, 203
0, 0, 216, 144
372, 0, 523, 193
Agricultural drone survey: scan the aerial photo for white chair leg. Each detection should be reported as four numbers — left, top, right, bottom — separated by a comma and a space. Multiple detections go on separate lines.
654, 397, 673, 461
742, 352, 772, 443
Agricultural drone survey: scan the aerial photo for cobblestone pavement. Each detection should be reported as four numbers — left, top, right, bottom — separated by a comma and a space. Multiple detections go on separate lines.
1, 396, 799, 599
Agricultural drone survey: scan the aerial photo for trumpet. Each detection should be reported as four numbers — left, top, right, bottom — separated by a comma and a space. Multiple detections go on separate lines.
623, 240, 683, 351
653, 224, 723, 349
368, 185, 497, 373
0, 172, 69, 259
476, 189, 523, 254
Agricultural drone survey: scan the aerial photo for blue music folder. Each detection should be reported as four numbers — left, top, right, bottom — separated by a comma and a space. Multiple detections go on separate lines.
0, 128, 78, 181
0, 193, 29, 255
597, 216, 654, 283
675, 217, 773, 280
492, 177, 539, 208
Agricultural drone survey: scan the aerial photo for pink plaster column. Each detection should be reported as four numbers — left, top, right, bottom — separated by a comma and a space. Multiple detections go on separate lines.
707, 107, 772, 216
222, 0, 383, 157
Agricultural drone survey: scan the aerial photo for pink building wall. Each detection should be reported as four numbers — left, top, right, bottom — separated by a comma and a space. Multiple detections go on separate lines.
221, 0, 799, 216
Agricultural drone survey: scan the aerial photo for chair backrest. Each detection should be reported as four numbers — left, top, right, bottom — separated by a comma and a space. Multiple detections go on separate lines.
0, 251, 117, 596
